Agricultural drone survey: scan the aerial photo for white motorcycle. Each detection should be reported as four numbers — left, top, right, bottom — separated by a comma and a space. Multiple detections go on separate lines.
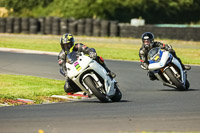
147, 47, 190, 90
65, 51, 122, 103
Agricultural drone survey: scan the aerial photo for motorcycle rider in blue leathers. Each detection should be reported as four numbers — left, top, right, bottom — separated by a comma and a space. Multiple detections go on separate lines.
139, 32, 191, 80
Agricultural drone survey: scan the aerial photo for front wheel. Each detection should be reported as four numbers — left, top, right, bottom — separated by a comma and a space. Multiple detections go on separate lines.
84, 76, 111, 103
165, 68, 187, 91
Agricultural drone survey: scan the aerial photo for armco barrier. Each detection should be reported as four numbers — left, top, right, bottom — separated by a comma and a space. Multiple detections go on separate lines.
0, 17, 200, 41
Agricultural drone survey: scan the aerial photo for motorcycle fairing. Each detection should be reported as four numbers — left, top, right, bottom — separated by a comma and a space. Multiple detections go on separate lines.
148, 48, 187, 89
66, 52, 116, 97
148, 51, 170, 70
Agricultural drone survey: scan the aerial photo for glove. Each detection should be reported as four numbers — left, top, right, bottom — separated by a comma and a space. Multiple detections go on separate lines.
89, 52, 97, 59
64, 74, 69, 80
168, 48, 175, 53
165, 44, 173, 51
140, 63, 148, 70
60, 68, 68, 77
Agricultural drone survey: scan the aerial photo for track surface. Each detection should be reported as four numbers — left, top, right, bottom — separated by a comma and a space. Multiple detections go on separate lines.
0, 51, 200, 133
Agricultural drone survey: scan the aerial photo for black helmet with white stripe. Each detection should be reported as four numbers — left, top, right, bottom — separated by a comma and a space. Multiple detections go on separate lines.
141, 32, 154, 49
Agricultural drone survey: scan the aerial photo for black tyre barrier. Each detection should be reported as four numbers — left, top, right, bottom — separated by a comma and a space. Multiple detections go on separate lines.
60, 18, 69, 35
52, 17, 60, 35
38, 17, 45, 34
29, 18, 38, 34
6, 17, 14, 33
68, 20, 77, 35
110, 21, 119, 37
0, 18, 6, 33
85, 18, 93, 36
93, 19, 101, 36
13, 17, 21, 33
100, 20, 110, 37
119, 24, 134, 37
44, 17, 53, 34
1, 17, 200, 41
21, 18, 29, 34
77, 19, 85, 36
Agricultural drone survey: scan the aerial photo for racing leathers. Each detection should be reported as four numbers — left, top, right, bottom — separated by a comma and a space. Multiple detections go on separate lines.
139, 41, 187, 80
58, 43, 115, 93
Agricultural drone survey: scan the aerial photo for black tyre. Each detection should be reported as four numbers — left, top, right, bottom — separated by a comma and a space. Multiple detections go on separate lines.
29, 18, 38, 34
100, 20, 110, 37
110, 21, 119, 37
185, 80, 190, 90
85, 18, 93, 36
84, 76, 111, 103
111, 84, 122, 102
21, 18, 29, 34
165, 68, 186, 90
93, 19, 101, 36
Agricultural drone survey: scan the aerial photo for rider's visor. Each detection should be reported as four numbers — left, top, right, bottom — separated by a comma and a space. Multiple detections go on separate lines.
63, 42, 71, 51
143, 40, 150, 45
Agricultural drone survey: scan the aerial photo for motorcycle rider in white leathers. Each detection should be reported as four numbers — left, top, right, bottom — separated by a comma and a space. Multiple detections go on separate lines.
58, 33, 116, 93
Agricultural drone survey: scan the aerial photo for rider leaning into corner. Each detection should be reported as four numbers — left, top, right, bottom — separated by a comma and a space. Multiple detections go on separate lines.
58, 33, 116, 93
139, 32, 191, 80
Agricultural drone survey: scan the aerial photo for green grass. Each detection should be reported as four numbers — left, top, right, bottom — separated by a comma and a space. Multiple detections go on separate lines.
1, 33, 200, 64
0, 74, 65, 104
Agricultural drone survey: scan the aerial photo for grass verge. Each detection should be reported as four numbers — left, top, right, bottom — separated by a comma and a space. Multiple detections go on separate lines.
0, 33, 200, 64
0, 74, 66, 105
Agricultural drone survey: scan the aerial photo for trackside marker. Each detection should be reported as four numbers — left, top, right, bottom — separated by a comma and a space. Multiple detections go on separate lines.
38, 129, 44, 133
17, 98, 34, 104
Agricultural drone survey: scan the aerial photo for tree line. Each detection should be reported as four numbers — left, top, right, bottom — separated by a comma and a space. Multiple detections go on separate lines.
1, 0, 200, 24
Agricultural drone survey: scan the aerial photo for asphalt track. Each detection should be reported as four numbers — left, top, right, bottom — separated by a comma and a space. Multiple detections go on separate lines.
0, 51, 200, 133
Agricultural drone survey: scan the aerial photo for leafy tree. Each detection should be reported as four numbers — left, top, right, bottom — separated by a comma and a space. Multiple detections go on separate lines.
1, 0, 200, 24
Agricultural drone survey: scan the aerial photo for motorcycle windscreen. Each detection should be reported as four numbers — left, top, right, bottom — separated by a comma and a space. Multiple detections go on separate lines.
66, 51, 78, 64
148, 47, 163, 64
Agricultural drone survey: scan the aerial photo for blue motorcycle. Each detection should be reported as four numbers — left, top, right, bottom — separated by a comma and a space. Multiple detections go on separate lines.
147, 47, 190, 90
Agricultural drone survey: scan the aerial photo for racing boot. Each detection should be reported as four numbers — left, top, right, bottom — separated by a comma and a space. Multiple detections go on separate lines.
148, 71, 158, 81
64, 78, 70, 93
64, 77, 75, 94
183, 65, 191, 70
98, 56, 116, 78
103, 63, 116, 78
175, 56, 191, 71
107, 71, 116, 78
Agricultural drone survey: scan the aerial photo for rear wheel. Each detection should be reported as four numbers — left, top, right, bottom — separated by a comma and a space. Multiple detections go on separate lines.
165, 68, 187, 91
111, 83, 122, 102
185, 80, 190, 90
84, 76, 111, 103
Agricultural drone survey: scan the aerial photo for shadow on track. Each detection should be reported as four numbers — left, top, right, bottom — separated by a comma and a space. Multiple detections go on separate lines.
158, 88, 199, 91
79, 99, 130, 103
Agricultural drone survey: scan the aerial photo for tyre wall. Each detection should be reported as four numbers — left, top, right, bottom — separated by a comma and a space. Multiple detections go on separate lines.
0, 17, 200, 41
13, 17, 21, 33
21, 18, 29, 34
